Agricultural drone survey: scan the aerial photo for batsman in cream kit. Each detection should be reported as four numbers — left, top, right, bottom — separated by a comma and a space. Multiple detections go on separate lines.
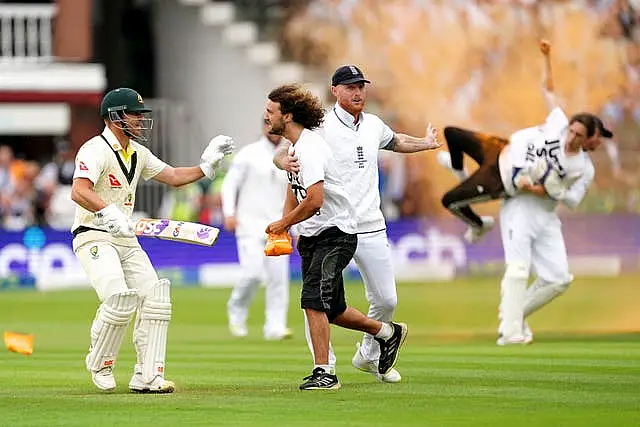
71, 87, 234, 393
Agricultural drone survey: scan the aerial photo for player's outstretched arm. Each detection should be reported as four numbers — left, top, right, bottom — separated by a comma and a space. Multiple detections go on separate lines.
153, 165, 207, 187
153, 135, 235, 187
540, 39, 560, 111
388, 124, 441, 153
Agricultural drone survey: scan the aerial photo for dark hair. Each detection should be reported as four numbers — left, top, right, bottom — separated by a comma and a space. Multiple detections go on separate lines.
569, 113, 597, 138
268, 84, 325, 130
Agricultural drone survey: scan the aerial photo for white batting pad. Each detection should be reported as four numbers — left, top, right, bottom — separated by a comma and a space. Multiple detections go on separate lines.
86, 290, 139, 372
524, 277, 572, 318
134, 279, 172, 383
500, 263, 529, 339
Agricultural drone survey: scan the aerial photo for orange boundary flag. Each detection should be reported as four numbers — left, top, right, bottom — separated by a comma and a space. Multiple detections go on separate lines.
4, 331, 34, 356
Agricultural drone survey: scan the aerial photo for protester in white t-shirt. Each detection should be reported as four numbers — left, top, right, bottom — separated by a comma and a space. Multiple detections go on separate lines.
264, 84, 408, 390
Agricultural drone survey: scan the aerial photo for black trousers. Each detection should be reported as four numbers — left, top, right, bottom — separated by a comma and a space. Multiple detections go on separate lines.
297, 227, 357, 322
441, 127, 508, 227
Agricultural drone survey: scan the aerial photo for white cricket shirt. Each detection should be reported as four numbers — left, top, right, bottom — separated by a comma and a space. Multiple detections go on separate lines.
287, 128, 356, 237
221, 137, 289, 239
499, 107, 595, 209
71, 127, 167, 249
319, 103, 395, 233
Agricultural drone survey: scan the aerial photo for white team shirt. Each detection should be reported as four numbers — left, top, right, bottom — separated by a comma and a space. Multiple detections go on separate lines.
287, 128, 356, 237
318, 103, 395, 233
498, 107, 595, 210
221, 137, 289, 239
71, 127, 167, 248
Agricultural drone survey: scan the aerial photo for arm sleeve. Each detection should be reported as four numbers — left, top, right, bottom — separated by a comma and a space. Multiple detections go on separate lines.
379, 118, 395, 150
141, 148, 169, 181
298, 142, 326, 189
220, 151, 247, 217
73, 143, 104, 184
561, 165, 595, 209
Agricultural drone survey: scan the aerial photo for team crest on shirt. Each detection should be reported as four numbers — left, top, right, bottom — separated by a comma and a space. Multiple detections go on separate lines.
124, 193, 133, 206
89, 245, 99, 259
108, 173, 122, 188
78, 161, 88, 171
354, 146, 366, 168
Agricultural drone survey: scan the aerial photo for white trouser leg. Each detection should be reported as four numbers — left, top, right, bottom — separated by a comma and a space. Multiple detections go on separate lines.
304, 310, 336, 367
526, 218, 573, 318
227, 238, 263, 327
499, 198, 537, 341
353, 231, 397, 361
76, 241, 130, 301
263, 254, 290, 337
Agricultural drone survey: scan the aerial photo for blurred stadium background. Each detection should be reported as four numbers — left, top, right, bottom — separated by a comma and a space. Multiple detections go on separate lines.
1, 1, 639, 330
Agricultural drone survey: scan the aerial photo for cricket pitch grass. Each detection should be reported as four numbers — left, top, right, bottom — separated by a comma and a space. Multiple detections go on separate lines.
1, 277, 638, 426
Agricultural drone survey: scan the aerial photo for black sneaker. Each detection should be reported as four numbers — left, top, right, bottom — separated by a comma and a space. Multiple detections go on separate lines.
375, 322, 408, 375
299, 367, 341, 390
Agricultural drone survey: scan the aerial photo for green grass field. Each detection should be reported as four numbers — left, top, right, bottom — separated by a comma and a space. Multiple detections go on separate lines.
1, 277, 639, 426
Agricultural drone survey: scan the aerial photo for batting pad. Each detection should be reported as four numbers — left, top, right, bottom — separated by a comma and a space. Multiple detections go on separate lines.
136, 279, 172, 383
86, 290, 139, 372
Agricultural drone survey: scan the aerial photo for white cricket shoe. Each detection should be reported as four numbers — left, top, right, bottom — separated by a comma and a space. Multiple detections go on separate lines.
91, 367, 116, 391
464, 216, 495, 244
437, 151, 468, 181
497, 319, 533, 345
264, 328, 293, 341
352, 343, 402, 383
497, 335, 530, 346
523, 320, 534, 343
129, 373, 175, 394
229, 323, 248, 338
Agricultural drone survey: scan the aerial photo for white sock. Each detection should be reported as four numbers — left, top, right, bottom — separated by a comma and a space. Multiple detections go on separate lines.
314, 364, 335, 375
453, 168, 469, 182
374, 323, 394, 340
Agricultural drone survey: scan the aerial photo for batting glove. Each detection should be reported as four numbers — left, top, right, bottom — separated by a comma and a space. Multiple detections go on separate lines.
200, 135, 235, 179
93, 204, 135, 238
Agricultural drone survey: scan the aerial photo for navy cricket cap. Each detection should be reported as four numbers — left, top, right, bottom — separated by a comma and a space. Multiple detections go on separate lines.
331, 65, 371, 86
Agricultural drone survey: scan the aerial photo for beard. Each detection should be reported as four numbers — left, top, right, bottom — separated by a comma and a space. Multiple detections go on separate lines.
269, 118, 286, 136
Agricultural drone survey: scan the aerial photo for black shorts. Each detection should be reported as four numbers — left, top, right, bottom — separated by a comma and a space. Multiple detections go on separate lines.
297, 227, 357, 322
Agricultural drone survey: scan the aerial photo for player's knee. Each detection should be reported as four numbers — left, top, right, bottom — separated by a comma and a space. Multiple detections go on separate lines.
141, 279, 172, 322
550, 275, 573, 295
504, 262, 530, 280
102, 289, 139, 324
372, 294, 397, 314
441, 190, 457, 209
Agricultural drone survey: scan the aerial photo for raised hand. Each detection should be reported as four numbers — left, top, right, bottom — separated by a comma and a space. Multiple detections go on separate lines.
200, 135, 235, 179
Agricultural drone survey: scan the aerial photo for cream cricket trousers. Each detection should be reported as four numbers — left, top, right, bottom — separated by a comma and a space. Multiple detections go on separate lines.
75, 240, 159, 301
227, 236, 290, 337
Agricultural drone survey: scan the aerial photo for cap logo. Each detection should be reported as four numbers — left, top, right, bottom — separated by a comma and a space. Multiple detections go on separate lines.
349, 66, 359, 75
137, 94, 144, 104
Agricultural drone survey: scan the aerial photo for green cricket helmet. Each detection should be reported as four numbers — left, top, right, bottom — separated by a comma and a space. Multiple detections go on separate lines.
100, 87, 153, 143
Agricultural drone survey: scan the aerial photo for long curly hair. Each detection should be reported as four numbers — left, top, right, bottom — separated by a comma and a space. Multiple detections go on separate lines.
268, 84, 325, 130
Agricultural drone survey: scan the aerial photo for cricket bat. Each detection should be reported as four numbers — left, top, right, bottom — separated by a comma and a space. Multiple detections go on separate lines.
134, 218, 220, 246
